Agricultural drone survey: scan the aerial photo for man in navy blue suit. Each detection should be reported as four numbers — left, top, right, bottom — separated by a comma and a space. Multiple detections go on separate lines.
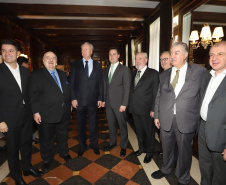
70, 42, 104, 156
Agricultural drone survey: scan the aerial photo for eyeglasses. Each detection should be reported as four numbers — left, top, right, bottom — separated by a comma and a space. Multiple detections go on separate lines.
160, 58, 169, 62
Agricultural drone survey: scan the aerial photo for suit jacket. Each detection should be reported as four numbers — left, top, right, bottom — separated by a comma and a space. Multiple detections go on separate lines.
129, 67, 159, 115
154, 63, 206, 133
29, 67, 71, 123
200, 71, 226, 152
104, 63, 131, 109
0, 62, 31, 128
70, 59, 104, 107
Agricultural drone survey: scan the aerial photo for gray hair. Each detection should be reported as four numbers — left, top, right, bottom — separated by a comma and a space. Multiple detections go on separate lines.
81, 42, 94, 51
136, 52, 148, 59
160, 51, 170, 56
171, 41, 188, 54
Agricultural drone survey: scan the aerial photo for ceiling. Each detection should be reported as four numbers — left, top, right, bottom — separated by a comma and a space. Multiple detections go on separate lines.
192, 0, 226, 32
0, 0, 161, 60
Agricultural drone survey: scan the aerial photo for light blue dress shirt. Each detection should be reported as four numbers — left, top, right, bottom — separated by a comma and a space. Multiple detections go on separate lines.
83, 58, 93, 77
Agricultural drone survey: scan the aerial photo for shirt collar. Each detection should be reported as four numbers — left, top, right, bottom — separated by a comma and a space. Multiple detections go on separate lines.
111, 61, 119, 67
4, 62, 19, 71
172, 62, 187, 73
210, 69, 226, 77
139, 65, 147, 73
46, 67, 57, 74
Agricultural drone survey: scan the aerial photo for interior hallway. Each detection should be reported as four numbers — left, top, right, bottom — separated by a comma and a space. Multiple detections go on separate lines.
0, 108, 201, 185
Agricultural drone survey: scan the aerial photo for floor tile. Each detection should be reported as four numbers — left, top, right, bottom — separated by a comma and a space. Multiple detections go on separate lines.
95, 171, 129, 185
111, 160, 140, 179
95, 154, 122, 169
61, 176, 92, 185
79, 162, 109, 183
64, 156, 92, 171
31, 152, 42, 166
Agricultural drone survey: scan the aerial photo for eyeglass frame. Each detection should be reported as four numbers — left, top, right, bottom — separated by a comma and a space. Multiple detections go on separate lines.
160, 58, 169, 62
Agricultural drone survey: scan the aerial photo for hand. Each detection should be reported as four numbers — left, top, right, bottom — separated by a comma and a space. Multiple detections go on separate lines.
0, 121, 8, 133
34, 113, 41, 124
150, 111, 154, 118
102, 102, 105, 107
119, 105, 126, 112
97, 101, 102, 108
154, 119, 160, 129
72, 100, 78, 109
222, 149, 226, 161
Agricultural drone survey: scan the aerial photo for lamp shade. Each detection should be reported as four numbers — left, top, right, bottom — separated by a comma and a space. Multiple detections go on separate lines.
189, 30, 199, 41
212, 27, 224, 38
200, 24, 212, 40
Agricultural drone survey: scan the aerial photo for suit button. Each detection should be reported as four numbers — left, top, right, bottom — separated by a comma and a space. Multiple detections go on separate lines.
62, 102, 65, 106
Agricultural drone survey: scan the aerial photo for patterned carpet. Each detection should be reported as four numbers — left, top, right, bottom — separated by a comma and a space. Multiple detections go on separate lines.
1, 108, 151, 185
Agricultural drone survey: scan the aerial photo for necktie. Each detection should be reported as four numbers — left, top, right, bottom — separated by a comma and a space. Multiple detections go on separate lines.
171, 70, 180, 89
85, 61, 89, 77
109, 65, 114, 83
134, 70, 141, 87
51, 71, 61, 89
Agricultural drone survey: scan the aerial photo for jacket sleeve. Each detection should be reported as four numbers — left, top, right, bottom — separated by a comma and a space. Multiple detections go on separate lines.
122, 67, 131, 106
69, 61, 77, 101
151, 71, 159, 112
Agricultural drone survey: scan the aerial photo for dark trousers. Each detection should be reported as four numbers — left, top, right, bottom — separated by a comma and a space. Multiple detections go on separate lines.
198, 119, 226, 185
106, 107, 128, 149
38, 119, 69, 162
76, 106, 98, 148
5, 107, 32, 180
132, 112, 155, 154
160, 116, 194, 185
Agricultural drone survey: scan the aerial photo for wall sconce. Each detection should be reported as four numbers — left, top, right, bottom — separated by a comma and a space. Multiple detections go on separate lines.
189, 23, 224, 49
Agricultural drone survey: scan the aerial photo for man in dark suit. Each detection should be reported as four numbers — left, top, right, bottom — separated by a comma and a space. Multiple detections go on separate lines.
102, 47, 130, 157
129, 52, 159, 163
29, 51, 72, 173
199, 41, 226, 185
70, 42, 104, 156
0, 39, 43, 185
151, 42, 206, 185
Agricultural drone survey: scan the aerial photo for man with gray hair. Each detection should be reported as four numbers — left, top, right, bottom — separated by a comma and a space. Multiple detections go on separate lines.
70, 42, 104, 156
152, 42, 206, 185
129, 52, 159, 163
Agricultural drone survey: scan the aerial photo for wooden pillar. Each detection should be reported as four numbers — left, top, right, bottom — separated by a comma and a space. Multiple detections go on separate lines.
160, 0, 173, 54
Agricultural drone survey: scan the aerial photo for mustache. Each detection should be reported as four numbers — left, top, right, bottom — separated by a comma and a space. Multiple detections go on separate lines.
171, 59, 176, 62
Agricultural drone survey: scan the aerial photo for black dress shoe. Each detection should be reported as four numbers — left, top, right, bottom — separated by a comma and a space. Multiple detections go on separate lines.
151, 170, 167, 179
90, 146, 100, 155
144, 154, 152, 163
15, 178, 27, 185
62, 154, 72, 163
120, 149, 126, 157
42, 162, 50, 173
78, 147, 85, 156
154, 151, 163, 156
103, 144, 116, 151
23, 168, 43, 177
133, 150, 143, 157
178, 182, 187, 185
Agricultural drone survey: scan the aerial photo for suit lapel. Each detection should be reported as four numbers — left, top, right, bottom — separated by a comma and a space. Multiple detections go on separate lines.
19, 66, 26, 94
89, 60, 97, 79
211, 75, 226, 102
105, 66, 110, 85
43, 67, 62, 93
134, 67, 148, 89
177, 63, 192, 96
200, 72, 211, 103
166, 67, 173, 91
110, 64, 121, 83
3, 63, 22, 94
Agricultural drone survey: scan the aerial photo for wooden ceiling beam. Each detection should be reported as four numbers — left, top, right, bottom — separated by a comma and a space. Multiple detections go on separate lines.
193, 12, 226, 24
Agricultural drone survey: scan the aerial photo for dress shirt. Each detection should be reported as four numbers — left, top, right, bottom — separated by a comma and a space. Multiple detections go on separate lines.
138, 65, 147, 78
5, 62, 22, 92
47, 68, 63, 92
200, 69, 226, 121
83, 58, 93, 76
170, 62, 188, 114
108, 61, 119, 77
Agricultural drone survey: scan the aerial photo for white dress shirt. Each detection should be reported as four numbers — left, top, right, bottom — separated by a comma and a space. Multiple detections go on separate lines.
200, 69, 226, 121
108, 61, 119, 77
138, 65, 147, 78
170, 62, 188, 114
5, 62, 22, 92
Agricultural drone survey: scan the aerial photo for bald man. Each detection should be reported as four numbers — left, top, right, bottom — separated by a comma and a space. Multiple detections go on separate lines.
29, 51, 72, 173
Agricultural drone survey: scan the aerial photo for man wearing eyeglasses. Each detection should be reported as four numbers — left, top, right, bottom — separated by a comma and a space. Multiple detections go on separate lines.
160, 51, 172, 71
